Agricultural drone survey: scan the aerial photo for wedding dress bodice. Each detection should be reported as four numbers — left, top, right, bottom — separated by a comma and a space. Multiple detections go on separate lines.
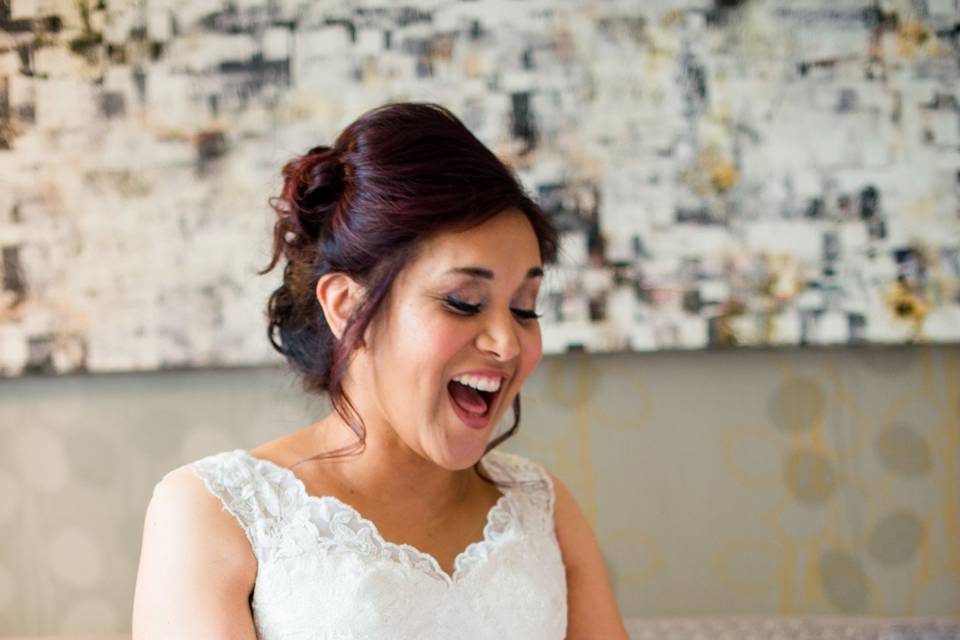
167, 448, 568, 639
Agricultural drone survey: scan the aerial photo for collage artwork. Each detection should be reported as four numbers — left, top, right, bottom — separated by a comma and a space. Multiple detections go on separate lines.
1, 0, 959, 376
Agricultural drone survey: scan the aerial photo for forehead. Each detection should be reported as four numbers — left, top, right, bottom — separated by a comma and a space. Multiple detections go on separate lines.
408, 209, 542, 279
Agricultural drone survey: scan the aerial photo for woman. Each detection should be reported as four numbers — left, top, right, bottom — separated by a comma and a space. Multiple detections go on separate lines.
132, 102, 627, 639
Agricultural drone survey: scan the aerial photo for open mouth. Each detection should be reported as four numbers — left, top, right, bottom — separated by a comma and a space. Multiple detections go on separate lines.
447, 379, 502, 419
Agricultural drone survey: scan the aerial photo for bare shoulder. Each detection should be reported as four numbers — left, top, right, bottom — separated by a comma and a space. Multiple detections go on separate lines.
548, 473, 585, 538
248, 423, 331, 468
131, 466, 258, 639
146, 465, 258, 561
547, 472, 598, 574
546, 472, 630, 640
248, 437, 299, 467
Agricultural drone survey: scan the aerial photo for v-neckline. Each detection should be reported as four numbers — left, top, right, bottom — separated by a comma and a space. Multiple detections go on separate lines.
236, 449, 515, 585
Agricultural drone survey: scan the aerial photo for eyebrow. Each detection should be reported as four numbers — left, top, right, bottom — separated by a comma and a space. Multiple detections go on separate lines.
446, 266, 544, 280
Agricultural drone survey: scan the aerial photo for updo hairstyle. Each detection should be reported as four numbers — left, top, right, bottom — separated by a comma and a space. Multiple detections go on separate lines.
260, 102, 558, 466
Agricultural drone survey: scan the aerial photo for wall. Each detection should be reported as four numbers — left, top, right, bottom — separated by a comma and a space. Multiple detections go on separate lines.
0, 345, 957, 635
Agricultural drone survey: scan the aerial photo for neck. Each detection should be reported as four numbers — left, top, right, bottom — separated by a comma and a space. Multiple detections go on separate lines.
306, 409, 478, 519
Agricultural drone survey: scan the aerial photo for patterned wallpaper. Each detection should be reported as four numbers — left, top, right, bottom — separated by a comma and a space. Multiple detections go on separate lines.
513, 346, 960, 616
2, 0, 960, 378
0, 345, 957, 635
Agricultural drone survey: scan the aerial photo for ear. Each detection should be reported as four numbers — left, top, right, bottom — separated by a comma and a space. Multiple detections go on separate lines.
315, 272, 364, 341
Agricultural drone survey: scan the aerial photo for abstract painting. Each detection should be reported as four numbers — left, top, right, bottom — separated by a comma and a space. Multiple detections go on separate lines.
1, 0, 958, 376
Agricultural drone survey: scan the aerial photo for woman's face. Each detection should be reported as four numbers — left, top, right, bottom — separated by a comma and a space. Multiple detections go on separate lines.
358, 208, 545, 470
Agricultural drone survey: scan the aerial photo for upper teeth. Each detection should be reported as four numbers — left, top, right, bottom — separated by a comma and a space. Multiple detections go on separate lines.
452, 374, 502, 393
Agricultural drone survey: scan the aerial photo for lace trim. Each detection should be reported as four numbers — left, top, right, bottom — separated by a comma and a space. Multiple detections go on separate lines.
484, 450, 556, 530
186, 453, 265, 553
235, 448, 557, 585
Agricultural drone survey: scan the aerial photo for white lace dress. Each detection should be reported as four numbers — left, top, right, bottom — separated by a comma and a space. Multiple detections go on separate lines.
162, 448, 568, 639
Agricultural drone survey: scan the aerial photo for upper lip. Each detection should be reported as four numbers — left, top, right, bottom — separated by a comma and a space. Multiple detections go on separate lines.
450, 368, 511, 381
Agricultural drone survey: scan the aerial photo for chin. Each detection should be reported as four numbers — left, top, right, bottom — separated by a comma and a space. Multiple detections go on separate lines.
431, 439, 489, 472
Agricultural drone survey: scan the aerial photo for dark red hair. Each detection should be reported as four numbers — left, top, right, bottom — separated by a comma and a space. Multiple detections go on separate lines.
261, 102, 558, 473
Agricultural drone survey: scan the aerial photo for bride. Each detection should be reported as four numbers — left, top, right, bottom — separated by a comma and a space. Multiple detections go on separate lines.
132, 102, 628, 639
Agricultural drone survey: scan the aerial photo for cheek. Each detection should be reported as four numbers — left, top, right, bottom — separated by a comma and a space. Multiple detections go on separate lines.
391, 310, 470, 375
517, 325, 543, 380
426, 316, 471, 351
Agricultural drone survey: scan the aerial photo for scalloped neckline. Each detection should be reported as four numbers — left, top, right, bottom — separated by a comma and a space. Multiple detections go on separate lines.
236, 449, 515, 585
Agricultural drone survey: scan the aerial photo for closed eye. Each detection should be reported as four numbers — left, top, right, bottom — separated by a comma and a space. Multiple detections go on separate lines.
444, 297, 481, 314
444, 296, 542, 321
510, 307, 542, 320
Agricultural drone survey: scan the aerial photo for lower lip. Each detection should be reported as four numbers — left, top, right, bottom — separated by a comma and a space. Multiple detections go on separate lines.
448, 388, 499, 430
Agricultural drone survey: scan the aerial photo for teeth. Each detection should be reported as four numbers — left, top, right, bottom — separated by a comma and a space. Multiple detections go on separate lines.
452, 374, 502, 393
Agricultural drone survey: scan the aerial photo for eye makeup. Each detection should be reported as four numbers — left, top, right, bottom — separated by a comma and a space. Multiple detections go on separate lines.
441, 295, 543, 320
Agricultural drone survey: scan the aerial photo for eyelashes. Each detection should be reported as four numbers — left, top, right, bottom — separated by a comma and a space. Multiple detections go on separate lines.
443, 296, 543, 321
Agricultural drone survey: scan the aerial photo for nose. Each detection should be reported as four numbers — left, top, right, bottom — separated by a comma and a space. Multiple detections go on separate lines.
476, 308, 521, 362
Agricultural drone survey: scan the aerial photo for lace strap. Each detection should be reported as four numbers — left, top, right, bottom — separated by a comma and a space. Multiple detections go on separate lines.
482, 450, 557, 534
179, 449, 286, 558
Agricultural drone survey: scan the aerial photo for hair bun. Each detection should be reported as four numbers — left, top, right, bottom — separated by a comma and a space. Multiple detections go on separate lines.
297, 145, 345, 211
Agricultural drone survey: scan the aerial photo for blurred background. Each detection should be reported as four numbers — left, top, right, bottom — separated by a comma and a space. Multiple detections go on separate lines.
1, 0, 959, 637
